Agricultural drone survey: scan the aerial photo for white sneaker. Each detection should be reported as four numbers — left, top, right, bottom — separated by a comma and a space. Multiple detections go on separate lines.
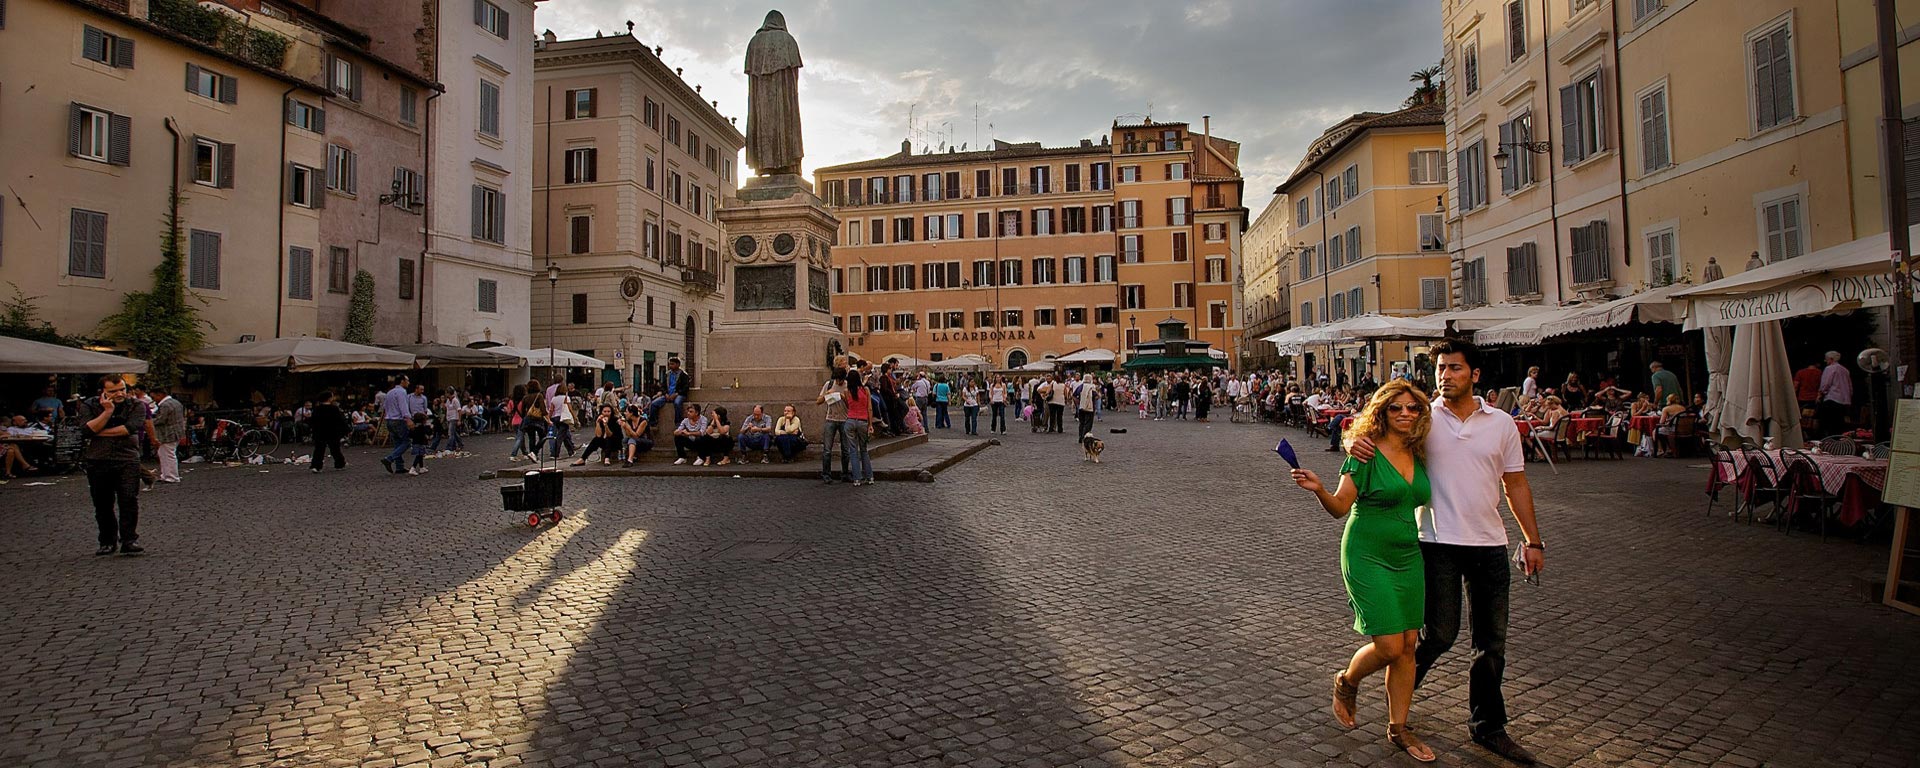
416, 466, 429, 474
406, 468, 420, 476
673, 458, 688, 465
761, 457, 769, 464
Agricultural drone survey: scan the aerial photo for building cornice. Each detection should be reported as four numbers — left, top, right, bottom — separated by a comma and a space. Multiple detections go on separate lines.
536, 37, 743, 146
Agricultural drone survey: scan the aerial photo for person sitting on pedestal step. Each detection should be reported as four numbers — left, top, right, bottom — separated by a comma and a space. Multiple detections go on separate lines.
773, 404, 807, 462
738, 405, 775, 464
619, 405, 651, 467
697, 406, 735, 466
649, 358, 694, 436
671, 404, 707, 466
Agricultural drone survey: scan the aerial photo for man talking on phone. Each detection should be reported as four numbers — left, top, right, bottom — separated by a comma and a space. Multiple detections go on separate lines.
78, 373, 148, 556
1348, 339, 1543, 765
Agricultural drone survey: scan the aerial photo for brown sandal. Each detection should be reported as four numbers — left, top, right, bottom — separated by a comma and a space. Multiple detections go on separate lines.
1331, 672, 1358, 729
1388, 722, 1437, 763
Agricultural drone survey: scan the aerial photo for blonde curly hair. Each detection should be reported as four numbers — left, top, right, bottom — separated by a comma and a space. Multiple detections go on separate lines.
1340, 379, 1433, 460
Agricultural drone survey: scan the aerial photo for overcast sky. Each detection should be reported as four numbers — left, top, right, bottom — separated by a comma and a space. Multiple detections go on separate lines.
536, 1, 1442, 213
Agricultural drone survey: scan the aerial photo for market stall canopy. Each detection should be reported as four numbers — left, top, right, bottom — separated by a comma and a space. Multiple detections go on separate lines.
185, 337, 414, 372
1475, 304, 1587, 346
1671, 223, 1920, 330
1056, 348, 1118, 363
1422, 304, 1558, 332
1539, 284, 1688, 339
1122, 354, 1228, 370
0, 335, 150, 374
387, 343, 521, 369
491, 346, 609, 369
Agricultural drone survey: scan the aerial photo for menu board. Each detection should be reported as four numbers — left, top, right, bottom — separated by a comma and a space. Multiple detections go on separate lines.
1885, 400, 1920, 508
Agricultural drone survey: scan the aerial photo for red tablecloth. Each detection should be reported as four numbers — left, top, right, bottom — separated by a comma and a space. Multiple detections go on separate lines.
1515, 420, 1541, 437
1569, 417, 1603, 440
1711, 450, 1887, 526
1630, 415, 1661, 433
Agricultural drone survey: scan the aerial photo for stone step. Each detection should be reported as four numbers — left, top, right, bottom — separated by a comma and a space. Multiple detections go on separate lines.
479, 432, 985, 481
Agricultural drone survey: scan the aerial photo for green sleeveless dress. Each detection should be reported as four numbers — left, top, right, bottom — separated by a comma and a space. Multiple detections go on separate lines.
1338, 451, 1429, 635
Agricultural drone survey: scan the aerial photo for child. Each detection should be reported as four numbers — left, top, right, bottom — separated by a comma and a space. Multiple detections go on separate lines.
904, 400, 926, 435
407, 412, 433, 475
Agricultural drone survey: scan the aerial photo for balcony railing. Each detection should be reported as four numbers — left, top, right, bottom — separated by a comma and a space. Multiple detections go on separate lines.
1119, 138, 1192, 155
828, 182, 1113, 209
680, 268, 717, 293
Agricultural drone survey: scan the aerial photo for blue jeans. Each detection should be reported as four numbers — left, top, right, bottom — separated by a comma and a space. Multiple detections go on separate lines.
382, 419, 411, 469
820, 420, 850, 480
647, 395, 684, 432
550, 421, 575, 457
934, 401, 951, 429
990, 402, 1007, 432
963, 405, 980, 435
508, 427, 527, 458
845, 418, 873, 481
738, 432, 770, 456
445, 422, 464, 451
1415, 543, 1512, 739
774, 433, 806, 461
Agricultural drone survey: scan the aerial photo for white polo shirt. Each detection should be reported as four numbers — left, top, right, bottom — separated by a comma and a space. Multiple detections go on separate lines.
1421, 396, 1526, 546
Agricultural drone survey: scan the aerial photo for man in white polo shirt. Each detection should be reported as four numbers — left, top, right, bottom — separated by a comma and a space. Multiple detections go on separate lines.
1351, 338, 1543, 765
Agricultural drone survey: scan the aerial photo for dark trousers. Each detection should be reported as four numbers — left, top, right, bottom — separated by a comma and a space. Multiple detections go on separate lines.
1414, 542, 1512, 739
990, 402, 1007, 432
1077, 409, 1094, 440
86, 460, 140, 547
310, 436, 345, 470
1816, 399, 1848, 438
1047, 403, 1065, 432
579, 436, 615, 462
934, 401, 951, 429
673, 434, 699, 458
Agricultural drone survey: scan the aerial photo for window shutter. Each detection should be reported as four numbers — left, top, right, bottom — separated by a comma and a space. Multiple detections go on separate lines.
1556, 83, 1582, 165
1770, 27, 1793, 126
1498, 120, 1516, 192
67, 103, 83, 157
497, 6, 510, 38
1345, 166, 1359, 200
1, 0, 9, 29
1904, 119, 1920, 222
1781, 199, 1801, 259
586, 148, 598, 182
1348, 226, 1360, 263
586, 89, 597, 117
284, 98, 294, 125
220, 74, 237, 104
471, 187, 485, 239
309, 170, 325, 208
1752, 35, 1775, 129
1639, 92, 1658, 171
493, 192, 506, 242
113, 36, 133, 68
474, 0, 485, 24
1507, 1, 1525, 60
563, 152, 576, 184
218, 142, 235, 188
314, 106, 326, 134
107, 112, 131, 166
83, 27, 105, 62
1455, 149, 1471, 209
68, 211, 87, 275
185, 63, 200, 94
349, 63, 362, 101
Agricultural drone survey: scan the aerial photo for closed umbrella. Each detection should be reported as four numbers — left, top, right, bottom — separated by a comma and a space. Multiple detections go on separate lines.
387, 343, 521, 369
1723, 320, 1803, 449
1701, 326, 1735, 442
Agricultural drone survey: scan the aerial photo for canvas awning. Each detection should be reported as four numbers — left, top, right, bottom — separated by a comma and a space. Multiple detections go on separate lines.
1329, 314, 1447, 340
1539, 284, 1688, 339
386, 343, 522, 369
1671, 223, 1920, 330
1421, 304, 1558, 332
926, 354, 990, 369
1056, 348, 1118, 363
0, 335, 150, 374
491, 346, 609, 369
1475, 304, 1587, 346
185, 337, 415, 372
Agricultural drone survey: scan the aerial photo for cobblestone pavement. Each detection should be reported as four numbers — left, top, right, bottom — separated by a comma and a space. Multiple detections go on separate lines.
0, 414, 1914, 768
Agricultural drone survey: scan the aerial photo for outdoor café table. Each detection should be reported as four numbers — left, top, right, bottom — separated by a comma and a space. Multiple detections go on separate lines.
1568, 417, 1603, 440
1716, 450, 1888, 527
1630, 414, 1661, 434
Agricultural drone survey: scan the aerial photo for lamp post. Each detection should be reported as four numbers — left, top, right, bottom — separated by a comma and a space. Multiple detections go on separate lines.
546, 262, 561, 373
1492, 140, 1552, 173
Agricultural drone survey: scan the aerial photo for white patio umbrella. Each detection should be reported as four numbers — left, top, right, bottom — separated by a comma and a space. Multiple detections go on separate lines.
1332, 314, 1446, 340
1056, 348, 1118, 364
491, 346, 609, 369
185, 337, 414, 372
1722, 320, 1803, 449
0, 335, 149, 374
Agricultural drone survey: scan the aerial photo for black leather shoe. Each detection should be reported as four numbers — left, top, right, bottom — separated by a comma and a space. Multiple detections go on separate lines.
1472, 733, 1537, 766
119, 542, 144, 555
95, 545, 116, 556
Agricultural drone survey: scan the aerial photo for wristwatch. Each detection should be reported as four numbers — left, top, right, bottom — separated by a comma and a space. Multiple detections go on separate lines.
1525, 542, 1545, 550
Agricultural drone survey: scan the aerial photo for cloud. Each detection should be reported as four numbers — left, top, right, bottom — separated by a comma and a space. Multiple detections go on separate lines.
536, 0, 1442, 213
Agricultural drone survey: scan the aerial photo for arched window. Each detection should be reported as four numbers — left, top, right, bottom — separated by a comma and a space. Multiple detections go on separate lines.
1006, 349, 1029, 369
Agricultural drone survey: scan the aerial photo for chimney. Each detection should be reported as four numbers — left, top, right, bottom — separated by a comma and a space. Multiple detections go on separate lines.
541, 29, 556, 44
1080, 139, 1092, 147
900, 138, 912, 155
1201, 115, 1211, 175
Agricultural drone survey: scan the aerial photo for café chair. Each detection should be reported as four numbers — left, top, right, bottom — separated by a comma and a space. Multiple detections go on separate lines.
1777, 448, 1836, 539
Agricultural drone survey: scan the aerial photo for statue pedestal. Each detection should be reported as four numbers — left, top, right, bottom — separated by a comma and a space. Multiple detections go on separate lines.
702, 177, 846, 429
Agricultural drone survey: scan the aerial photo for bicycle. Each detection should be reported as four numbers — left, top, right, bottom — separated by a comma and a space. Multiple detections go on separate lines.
198, 419, 280, 463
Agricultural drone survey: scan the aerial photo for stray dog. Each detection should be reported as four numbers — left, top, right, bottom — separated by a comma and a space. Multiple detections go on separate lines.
1081, 434, 1105, 463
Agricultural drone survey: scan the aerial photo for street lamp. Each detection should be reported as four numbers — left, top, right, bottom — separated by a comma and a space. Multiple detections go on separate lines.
546, 262, 561, 371
1492, 140, 1552, 172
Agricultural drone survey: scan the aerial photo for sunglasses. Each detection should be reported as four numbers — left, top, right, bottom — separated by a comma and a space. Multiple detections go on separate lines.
1385, 403, 1423, 414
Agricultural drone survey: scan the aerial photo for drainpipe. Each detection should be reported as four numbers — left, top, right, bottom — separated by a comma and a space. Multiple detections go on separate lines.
1538, 0, 1565, 304
1607, 2, 1631, 286
164, 116, 182, 300
420, 88, 440, 344
275, 85, 296, 338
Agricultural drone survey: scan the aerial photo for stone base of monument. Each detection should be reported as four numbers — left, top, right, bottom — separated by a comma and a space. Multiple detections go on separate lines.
480, 433, 995, 481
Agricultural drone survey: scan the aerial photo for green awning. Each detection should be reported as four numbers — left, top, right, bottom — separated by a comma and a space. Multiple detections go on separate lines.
1122, 354, 1229, 370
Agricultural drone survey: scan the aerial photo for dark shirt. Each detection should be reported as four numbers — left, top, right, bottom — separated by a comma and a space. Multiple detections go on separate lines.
310, 403, 348, 440
78, 396, 146, 463
409, 424, 433, 445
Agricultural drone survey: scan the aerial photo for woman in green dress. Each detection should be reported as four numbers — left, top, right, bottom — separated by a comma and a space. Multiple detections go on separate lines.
1290, 378, 1436, 762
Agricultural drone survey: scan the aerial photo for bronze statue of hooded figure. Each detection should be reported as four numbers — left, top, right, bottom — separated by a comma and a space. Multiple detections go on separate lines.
745, 10, 804, 176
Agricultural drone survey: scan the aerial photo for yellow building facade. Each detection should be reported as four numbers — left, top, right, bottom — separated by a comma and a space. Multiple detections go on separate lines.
1241, 194, 1291, 372
1279, 105, 1452, 384
815, 119, 1246, 369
